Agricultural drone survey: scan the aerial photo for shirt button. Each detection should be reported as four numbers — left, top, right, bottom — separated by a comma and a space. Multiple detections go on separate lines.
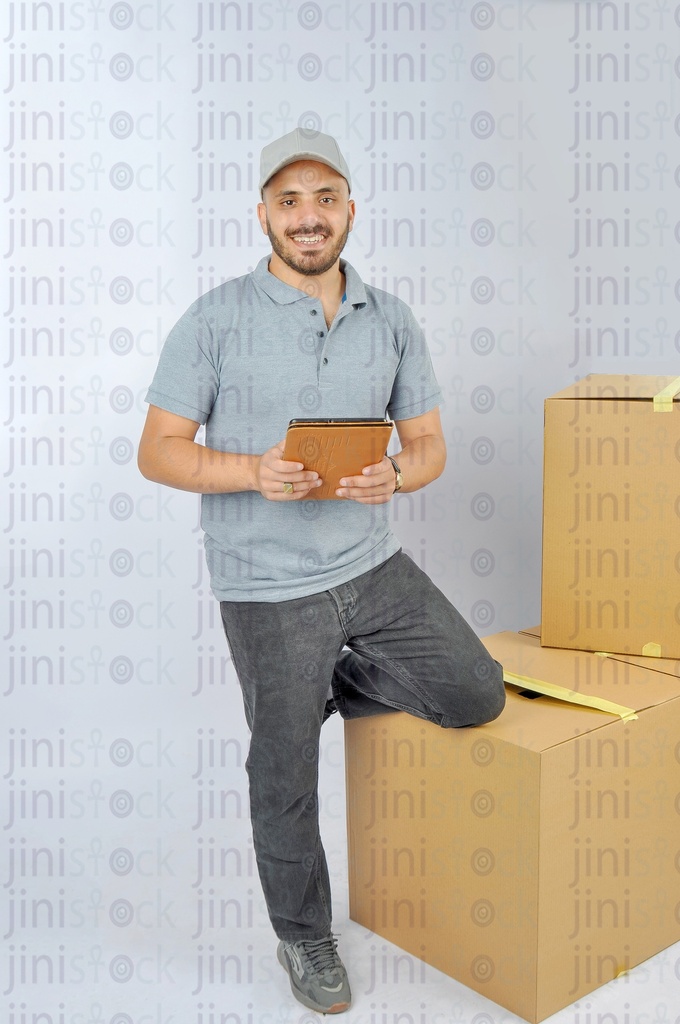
310, 309, 317, 316
317, 331, 325, 338
323, 357, 329, 365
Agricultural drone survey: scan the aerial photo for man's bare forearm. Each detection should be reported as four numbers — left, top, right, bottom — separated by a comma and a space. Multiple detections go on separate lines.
138, 436, 258, 494
393, 434, 447, 493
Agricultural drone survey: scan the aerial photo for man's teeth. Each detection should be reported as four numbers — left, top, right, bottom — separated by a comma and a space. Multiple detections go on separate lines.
293, 234, 325, 244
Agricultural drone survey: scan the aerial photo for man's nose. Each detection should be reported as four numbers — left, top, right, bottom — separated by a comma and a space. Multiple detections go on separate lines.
297, 201, 319, 220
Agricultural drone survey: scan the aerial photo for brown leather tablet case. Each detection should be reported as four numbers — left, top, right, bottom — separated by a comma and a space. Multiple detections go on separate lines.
283, 420, 394, 500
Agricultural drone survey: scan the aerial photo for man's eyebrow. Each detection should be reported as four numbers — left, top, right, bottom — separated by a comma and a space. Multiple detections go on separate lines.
273, 185, 342, 197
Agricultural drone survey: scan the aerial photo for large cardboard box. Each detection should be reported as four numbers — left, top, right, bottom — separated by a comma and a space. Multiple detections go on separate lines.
345, 630, 680, 1023
541, 374, 680, 658
522, 624, 680, 683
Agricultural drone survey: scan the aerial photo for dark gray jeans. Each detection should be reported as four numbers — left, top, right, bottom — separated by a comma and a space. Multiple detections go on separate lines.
219, 549, 505, 942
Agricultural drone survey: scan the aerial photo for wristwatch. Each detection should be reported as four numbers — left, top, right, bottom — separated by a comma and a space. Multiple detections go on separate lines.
386, 456, 403, 492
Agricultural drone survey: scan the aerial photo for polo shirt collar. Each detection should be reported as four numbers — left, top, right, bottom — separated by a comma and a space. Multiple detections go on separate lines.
340, 260, 367, 308
253, 255, 367, 309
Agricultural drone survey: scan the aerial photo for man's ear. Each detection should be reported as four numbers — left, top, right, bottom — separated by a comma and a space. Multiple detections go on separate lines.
256, 202, 268, 236
347, 198, 356, 233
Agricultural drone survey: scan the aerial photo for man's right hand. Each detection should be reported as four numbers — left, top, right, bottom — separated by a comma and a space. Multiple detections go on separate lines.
255, 440, 322, 501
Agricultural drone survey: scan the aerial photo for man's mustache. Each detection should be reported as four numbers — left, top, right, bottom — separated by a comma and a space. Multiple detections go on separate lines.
285, 224, 331, 237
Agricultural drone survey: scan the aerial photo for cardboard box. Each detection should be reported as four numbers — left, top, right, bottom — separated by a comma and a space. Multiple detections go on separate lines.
345, 630, 680, 1023
541, 374, 680, 658
522, 624, 680, 683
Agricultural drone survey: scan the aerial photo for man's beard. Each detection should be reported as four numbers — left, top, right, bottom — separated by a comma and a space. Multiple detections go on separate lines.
266, 217, 350, 276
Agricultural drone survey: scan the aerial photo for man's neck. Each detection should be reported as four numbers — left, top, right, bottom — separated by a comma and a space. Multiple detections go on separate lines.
267, 254, 346, 327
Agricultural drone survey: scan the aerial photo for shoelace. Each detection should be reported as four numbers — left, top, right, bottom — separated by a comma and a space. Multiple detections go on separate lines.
298, 936, 341, 975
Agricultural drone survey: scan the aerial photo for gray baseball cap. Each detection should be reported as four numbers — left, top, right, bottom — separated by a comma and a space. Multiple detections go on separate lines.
259, 128, 352, 193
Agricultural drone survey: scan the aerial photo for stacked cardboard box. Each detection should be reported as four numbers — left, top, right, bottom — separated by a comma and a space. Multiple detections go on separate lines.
346, 631, 680, 1023
345, 374, 680, 1022
541, 374, 680, 658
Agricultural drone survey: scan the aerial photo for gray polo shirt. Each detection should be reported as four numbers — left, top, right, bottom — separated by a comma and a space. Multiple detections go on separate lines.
145, 256, 442, 602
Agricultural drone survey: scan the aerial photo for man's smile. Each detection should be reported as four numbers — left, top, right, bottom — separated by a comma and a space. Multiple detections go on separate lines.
291, 233, 326, 245
287, 226, 331, 249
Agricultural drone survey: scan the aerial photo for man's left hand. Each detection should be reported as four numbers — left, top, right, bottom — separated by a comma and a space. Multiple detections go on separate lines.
336, 456, 397, 504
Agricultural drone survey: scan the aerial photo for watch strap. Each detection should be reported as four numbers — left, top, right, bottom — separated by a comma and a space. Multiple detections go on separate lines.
386, 456, 403, 492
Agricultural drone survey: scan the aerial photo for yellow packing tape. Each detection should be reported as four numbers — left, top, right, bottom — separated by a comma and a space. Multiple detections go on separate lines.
503, 670, 638, 722
652, 375, 680, 412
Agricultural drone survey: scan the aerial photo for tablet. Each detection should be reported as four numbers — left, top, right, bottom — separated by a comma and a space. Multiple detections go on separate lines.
283, 418, 394, 500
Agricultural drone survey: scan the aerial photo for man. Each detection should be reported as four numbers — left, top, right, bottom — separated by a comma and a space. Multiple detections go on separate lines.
138, 129, 505, 1015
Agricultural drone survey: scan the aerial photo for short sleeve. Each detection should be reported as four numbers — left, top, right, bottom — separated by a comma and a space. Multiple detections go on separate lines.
386, 304, 442, 421
144, 306, 219, 425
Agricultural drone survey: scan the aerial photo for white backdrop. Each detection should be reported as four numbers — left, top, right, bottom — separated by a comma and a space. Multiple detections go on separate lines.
3, 1, 680, 1021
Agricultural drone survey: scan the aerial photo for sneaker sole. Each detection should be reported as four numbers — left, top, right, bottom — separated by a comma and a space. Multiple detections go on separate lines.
277, 944, 351, 1014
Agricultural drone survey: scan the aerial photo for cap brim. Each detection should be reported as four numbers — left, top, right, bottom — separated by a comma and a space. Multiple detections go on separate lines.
260, 155, 350, 192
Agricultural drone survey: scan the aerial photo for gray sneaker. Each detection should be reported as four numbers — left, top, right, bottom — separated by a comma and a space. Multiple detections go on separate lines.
277, 934, 352, 1014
